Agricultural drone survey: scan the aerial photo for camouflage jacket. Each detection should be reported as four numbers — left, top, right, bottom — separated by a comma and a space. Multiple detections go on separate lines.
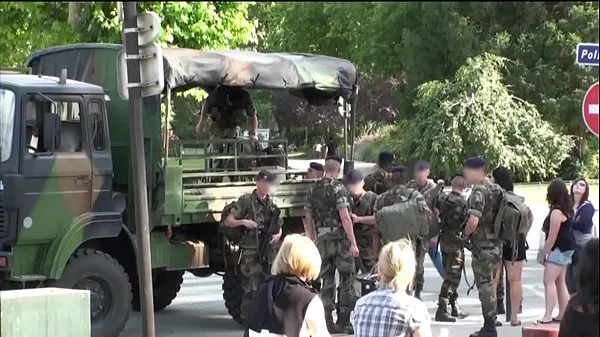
304, 176, 350, 240
229, 190, 282, 248
467, 178, 503, 242
373, 184, 429, 214
350, 191, 378, 237
437, 191, 467, 252
407, 179, 436, 194
364, 168, 392, 195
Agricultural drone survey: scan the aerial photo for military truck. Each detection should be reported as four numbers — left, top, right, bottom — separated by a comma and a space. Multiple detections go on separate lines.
0, 43, 359, 336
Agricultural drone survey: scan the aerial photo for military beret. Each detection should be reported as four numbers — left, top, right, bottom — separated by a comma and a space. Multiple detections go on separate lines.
378, 151, 395, 163
309, 162, 324, 171
325, 155, 343, 164
451, 172, 464, 180
255, 170, 276, 182
345, 169, 364, 184
415, 160, 430, 171
391, 165, 408, 174
464, 157, 487, 169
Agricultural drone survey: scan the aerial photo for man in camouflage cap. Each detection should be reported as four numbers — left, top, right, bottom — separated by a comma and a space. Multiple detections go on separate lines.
435, 173, 469, 322
364, 165, 432, 298
344, 169, 379, 273
195, 86, 260, 171
463, 157, 504, 337
304, 155, 359, 334
306, 162, 324, 179
364, 151, 394, 194
224, 170, 282, 323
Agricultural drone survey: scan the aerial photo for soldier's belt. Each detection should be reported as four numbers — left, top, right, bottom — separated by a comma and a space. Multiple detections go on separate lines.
315, 227, 338, 234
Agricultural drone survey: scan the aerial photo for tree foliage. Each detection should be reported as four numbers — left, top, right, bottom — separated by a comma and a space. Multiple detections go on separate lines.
382, 53, 573, 179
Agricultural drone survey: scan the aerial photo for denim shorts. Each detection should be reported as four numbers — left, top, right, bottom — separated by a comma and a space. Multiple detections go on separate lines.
546, 248, 574, 266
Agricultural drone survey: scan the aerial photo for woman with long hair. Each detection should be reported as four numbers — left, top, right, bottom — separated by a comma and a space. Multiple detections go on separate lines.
492, 166, 530, 326
538, 178, 576, 323
567, 178, 596, 294
352, 239, 432, 337
559, 238, 599, 337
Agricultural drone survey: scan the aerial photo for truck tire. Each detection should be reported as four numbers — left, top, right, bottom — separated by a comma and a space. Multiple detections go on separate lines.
222, 267, 244, 325
52, 248, 131, 337
132, 270, 184, 312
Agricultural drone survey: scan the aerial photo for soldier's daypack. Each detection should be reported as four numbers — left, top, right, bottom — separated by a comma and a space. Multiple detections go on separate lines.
422, 180, 446, 239
375, 190, 429, 244
494, 191, 532, 260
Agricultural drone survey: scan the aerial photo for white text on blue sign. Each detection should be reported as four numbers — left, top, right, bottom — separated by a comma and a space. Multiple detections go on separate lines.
577, 43, 599, 66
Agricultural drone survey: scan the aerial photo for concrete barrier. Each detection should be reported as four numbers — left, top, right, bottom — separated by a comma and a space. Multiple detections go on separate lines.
0, 287, 90, 337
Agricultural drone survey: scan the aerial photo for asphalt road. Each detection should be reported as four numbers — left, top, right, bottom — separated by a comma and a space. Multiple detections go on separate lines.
122, 158, 597, 337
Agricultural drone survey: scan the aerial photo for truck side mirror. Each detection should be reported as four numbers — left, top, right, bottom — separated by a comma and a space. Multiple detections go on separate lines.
43, 112, 61, 152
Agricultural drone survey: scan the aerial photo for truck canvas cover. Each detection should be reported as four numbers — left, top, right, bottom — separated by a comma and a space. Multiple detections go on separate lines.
26, 44, 359, 104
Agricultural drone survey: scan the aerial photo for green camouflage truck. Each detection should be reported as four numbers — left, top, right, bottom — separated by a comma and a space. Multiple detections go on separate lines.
0, 43, 359, 336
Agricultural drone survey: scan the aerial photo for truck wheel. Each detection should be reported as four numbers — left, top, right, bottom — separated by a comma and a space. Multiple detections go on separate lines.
53, 248, 131, 337
132, 270, 184, 312
222, 267, 244, 325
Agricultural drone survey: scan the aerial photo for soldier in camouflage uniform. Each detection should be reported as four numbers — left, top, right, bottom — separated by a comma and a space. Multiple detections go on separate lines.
435, 173, 469, 322
195, 86, 260, 172
344, 169, 379, 273
224, 170, 282, 323
407, 160, 437, 193
364, 151, 394, 194
463, 157, 504, 337
303, 156, 359, 334
368, 165, 432, 298
306, 162, 324, 180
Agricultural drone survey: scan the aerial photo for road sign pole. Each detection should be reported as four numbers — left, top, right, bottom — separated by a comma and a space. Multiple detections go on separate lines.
123, 3, 156, 337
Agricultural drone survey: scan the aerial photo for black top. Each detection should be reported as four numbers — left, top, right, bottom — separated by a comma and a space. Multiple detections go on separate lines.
326, 140, 338, 156
559, 297, 600, 337
247, 275, 319, 337
542, 208, 575, 252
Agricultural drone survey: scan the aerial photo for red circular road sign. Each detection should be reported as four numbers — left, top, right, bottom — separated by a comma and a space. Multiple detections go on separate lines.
582, 82, 599, 137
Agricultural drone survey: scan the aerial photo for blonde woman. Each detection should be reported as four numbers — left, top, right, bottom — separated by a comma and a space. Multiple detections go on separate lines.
351, 239, 432, 337
246, 234, 330, 337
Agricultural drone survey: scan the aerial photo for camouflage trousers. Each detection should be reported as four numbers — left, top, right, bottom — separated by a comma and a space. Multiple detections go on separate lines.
439, 249, 465, 302
413, 238, 427, 291
496, 265, 504, 303
471, 240, 502, 319
354, 232, 377, 274
238, 248, 270, 322
317, 238, 357, 315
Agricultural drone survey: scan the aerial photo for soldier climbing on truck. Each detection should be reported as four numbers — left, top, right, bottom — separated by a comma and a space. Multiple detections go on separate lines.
0, 44, 359, 337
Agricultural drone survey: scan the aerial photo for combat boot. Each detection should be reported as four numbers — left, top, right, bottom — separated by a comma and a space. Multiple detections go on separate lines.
336, 312, 354, 334
435, 299, 457, 322
496, 298, 506, 315
325, 312, 345, 334
450, 299, 469, 319
469, 316, 498, 337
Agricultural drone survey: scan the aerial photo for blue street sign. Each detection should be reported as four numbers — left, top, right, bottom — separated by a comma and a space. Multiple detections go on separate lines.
576, 43, 599, 66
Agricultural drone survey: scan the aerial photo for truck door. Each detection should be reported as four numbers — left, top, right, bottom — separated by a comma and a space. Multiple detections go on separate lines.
86, 98, 114, 212
21, 95, 92, 241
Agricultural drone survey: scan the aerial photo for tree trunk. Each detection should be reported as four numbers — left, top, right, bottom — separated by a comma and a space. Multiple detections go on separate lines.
68, 2, 84, 30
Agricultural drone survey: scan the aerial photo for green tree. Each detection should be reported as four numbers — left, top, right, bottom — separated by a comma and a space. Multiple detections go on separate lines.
383, 53, 573, 179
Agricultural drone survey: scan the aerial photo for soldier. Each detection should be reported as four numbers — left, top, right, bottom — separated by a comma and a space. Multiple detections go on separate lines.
364, 165, 432, 299
195, 86, 260, 170
344, 169, 379, 273
364, 151, 394, 194
435, 173, 469, 322
224, 170, 282, 323
303, 156, 359, 334
407, 160, 436, 193
306, 162, 324, 179
463, 157, 504, 337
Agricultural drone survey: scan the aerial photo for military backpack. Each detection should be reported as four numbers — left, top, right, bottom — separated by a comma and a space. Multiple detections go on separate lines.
375, 189, 429, 244
493, 191, 532, 260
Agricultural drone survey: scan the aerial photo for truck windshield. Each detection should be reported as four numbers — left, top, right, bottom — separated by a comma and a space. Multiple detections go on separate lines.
0, 89, 15, 162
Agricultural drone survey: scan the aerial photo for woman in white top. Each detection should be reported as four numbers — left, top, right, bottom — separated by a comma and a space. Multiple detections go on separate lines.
246, 234, 330, 337
352, 239, 432, 337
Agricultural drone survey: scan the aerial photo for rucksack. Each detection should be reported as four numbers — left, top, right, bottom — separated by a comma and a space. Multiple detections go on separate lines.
494, 191, 532, 259
422, 180, 446, 239
375, 190, 429, 244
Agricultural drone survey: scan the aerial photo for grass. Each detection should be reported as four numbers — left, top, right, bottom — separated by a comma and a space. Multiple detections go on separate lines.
514, 182, 599, 208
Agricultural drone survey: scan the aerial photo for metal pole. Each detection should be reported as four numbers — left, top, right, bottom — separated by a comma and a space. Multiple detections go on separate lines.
349, 96, 357, 161
123, 3, 156, 337
163, 87, 172, 164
